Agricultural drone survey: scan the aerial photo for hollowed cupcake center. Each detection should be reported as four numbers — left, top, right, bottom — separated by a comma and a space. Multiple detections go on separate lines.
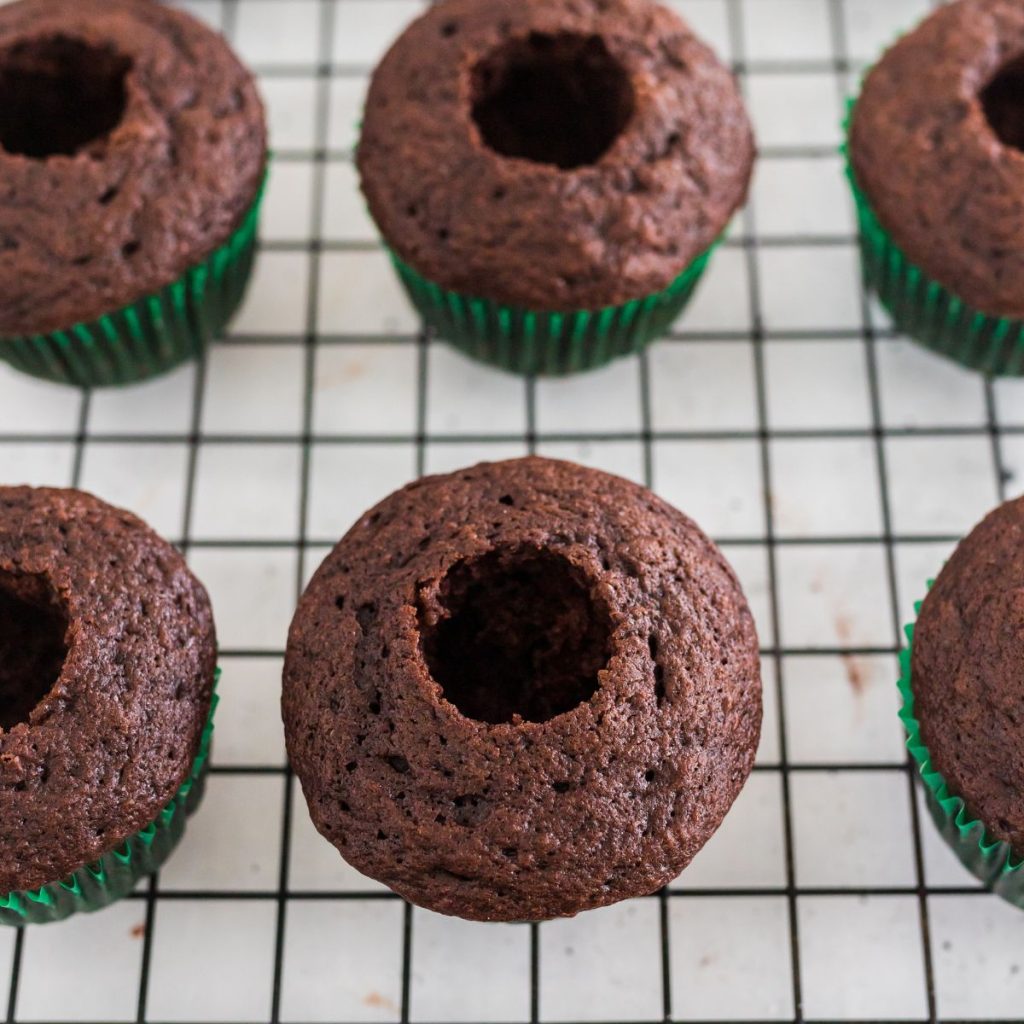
0, 36, 131, 159
0, 570, 68, 731
471, 32, 635, 170
422, 547, 612, 724
981, 52, 1024, 152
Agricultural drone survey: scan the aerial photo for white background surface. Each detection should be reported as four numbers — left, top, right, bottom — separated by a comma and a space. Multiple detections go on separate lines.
1, 0, 1023, 1020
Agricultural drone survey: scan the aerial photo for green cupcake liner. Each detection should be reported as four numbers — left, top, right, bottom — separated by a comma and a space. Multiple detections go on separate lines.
390, 243, 715, 376
0, 176, 267, 389
898, 594, 1024, 907
0, 678, 219, 927
843, 102, 1024, 376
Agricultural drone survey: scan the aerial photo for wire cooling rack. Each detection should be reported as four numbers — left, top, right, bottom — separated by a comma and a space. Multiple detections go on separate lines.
2, 0, 1023, 1020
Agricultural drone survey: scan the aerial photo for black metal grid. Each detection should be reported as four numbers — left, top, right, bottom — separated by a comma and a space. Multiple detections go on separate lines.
2, 0, 1022, 1020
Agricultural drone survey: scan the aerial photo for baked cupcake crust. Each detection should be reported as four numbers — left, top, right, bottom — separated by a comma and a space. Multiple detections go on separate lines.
850, 0, 1024, 318
283, 457, 761, 921
912, 496, 1024, 857
357, 0, 754, 311
0, 0, 266, 336
0, 487, 217, 894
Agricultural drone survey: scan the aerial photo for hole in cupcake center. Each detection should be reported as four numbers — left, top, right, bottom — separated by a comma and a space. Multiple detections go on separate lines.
421, 547, 612, 725
0, 37, 131, 158
471, 32, 635, 170
0, 571, 69, 731
981, 53, 1024, 152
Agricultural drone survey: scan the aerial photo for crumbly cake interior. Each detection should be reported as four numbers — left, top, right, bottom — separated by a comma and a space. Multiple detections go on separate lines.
0, 570, 67, 732
420, 545, 613, 724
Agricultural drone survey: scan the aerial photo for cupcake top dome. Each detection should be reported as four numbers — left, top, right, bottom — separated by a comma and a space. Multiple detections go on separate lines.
0, 487, 217, 895
357, 0, 754, 311
850, 0, 1024, 318
282, 457, 761, 921
0, 0, 267, 336
912, 496, 1024, 857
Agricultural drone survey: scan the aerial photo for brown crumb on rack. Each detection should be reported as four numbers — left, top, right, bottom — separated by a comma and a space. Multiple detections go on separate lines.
363, 992, 398, 1012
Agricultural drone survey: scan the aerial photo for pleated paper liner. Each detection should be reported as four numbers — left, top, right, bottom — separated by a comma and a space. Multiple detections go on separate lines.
391, 243, 715, 376
898, 594, 1024, 908
0, 176, 267, 389
843, 103, 1024, 376
0, 680, 219, 927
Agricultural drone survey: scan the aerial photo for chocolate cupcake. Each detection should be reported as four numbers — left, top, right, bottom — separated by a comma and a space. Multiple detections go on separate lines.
283, 457, 761, 921
0, 0, 267, 388
846, 0, 1024, 374
357, 0, 754, 376
900, 496, 1024, 906
0, 487, 217, 925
